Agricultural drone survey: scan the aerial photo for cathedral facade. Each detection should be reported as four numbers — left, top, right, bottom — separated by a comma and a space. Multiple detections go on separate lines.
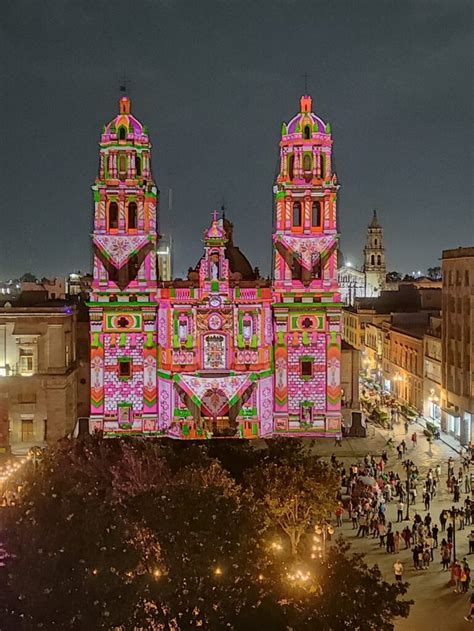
89, 95, 342, 439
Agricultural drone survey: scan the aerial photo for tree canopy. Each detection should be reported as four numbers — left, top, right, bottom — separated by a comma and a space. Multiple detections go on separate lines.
1, 436, 412, 630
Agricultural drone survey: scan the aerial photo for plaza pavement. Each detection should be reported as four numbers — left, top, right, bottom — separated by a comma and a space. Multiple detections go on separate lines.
310, 421, 471, 631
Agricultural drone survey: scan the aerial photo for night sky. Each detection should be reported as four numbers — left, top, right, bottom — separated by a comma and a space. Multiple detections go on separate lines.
1, 0, 472, 280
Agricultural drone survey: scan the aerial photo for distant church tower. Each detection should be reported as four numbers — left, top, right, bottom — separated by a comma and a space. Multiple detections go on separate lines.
89, 96, 159, 433
363, 210, 386, 297
272, 95, 342, 437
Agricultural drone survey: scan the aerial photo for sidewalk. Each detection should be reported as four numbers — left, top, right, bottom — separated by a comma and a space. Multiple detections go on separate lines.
415, 415, 462, 455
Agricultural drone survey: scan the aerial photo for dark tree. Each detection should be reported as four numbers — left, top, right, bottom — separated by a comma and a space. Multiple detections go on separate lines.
426, 266, 442, 280
2, 437, 412, 630
385, 271, 402, 283
19, 272, 37, 282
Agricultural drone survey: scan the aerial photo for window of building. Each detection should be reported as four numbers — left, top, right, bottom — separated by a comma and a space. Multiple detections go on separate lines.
311, 201, 322, 228
303, 153, 312, 171
127, 202, 137, 230
303, 125, 311, 139
135, 155, 142, 176
320, 153, 325, 177
19, 348, 34, 375
375, 238, 378, 246
288, 154, 295, 179
292, 202, 302, 227
118, 126, 127, 141
118, 405, 132, 425
242, 316, 253, 341
108, 202, 119, 230
465, 270, 470, 286
118, 154, 127, 178
377, 254, 382, 265
300, 358, 313, 378
118, 359, 132, 379
371, 254, 375, 265
21, 417, 34, 442
178, 317, 188, 342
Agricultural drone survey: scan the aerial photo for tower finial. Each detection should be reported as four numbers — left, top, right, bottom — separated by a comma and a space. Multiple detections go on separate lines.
300, 94, 312, 113
212, 208, 218, 223
119, 95, 131, 114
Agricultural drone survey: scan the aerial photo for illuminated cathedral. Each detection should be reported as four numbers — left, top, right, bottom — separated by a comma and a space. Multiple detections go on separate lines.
89, 94, 342, 439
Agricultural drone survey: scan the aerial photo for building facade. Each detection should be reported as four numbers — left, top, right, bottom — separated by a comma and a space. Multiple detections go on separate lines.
441, 247, 474, 444
88, 95, 342, 439
363, 210, 386, 297
0, 306, 78, 454
423, 315, 442, 425
337, 265, 365, 305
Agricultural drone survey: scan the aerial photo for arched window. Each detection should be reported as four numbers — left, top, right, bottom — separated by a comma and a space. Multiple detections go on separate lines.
292, 202, 302, 227
374, 238, 378, 246
242, 316, 253, 341
108, 202, 119, 230
303, 125, 311, 139
118, 126, 126, 141
303, 153, 312, 172
371, 254, 375, 266
377, 255, 382, 266
210, 252, 220, 279
109, 294, 118, 302
288, 154, 295, 179
178, 317, 188, 342
135, 155, 142, 176
320, 153, 325, 177
311, 201, 322, 228
118, 154, 127, 178
128, 202, 137, 230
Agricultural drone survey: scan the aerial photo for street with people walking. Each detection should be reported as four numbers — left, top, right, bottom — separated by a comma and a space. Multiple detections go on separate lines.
316, 409, 473, 631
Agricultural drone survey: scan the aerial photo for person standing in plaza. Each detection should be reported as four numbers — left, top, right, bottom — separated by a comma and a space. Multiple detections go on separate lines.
423, 490, 431, 511
464, 591, 474, 621
467, 530, 474, 554
397, 500, 404, 522
394, 531, 401, 554
432, 523, 439, 548
465, 473, 471, 494
411, 431, 417, 447
386, 526, 395, 553
440, 510, 447, 532
393, 559, 404, 582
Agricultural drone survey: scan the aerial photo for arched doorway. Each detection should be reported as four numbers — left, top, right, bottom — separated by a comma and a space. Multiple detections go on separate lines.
201, 387, 235, 436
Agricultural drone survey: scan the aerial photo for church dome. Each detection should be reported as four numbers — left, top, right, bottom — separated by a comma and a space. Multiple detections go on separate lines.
100, 96, 150, 146
283, 96, 329, 138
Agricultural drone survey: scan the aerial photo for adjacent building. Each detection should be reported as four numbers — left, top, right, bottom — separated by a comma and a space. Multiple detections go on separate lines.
423, 315, 442, 425
363, 210, 386, 297
0, 304, 79, 454
441, 247, 473, 444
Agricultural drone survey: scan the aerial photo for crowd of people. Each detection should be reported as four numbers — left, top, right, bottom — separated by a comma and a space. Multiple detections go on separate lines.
328, 420, 474, 624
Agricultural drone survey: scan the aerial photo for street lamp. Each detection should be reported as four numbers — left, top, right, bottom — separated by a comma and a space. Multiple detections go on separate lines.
402, 459, 413, 521
443, 506, 461, 561
313, 521, 334, 560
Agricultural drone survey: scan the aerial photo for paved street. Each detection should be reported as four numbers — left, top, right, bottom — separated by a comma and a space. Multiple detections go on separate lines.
312, 421, 471, 631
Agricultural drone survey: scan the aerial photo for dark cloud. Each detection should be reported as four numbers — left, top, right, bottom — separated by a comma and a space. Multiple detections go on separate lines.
1, 0, 472, 278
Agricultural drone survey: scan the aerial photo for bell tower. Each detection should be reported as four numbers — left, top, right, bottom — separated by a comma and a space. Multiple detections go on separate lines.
363, 210, 386, 297
272, 95, 342, 437
89, 96, 159, 434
